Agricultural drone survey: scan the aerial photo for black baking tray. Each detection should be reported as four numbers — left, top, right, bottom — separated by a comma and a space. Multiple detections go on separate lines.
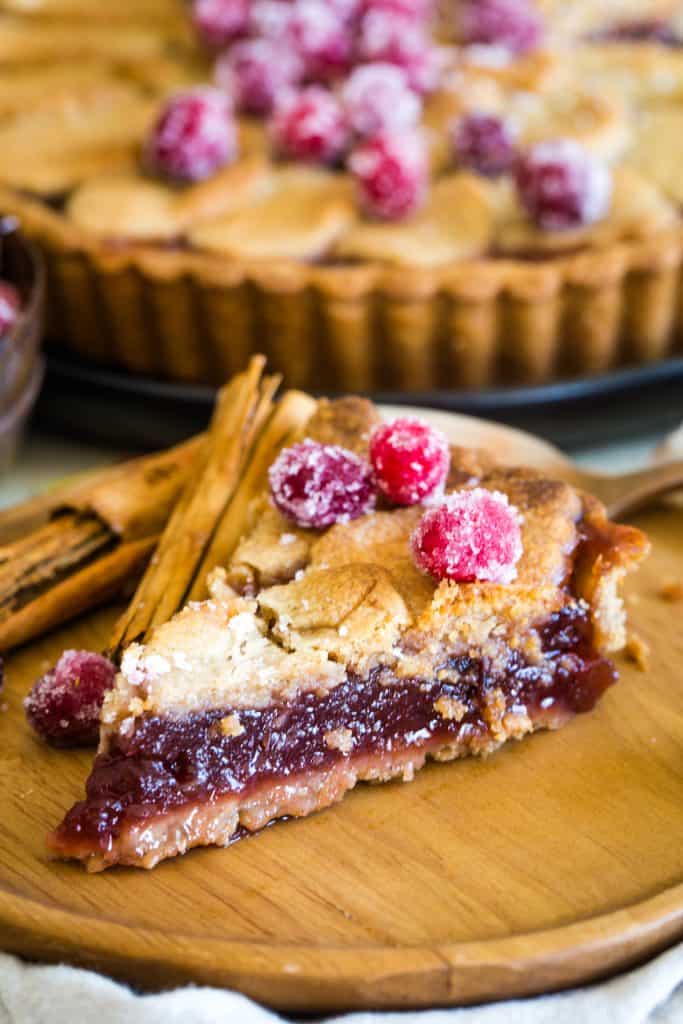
34, 353, 683, 452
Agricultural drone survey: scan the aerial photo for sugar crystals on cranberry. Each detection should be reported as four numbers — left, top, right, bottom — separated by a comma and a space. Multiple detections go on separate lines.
269, 440, 376, 528
411, 488, 523, 584
270, 86, 350, 164
348, 130, 427, 219
342, 63, 421, 138
25, 650, 117, 747
191, 0, 250, 49
145, 87, 237, 183
459, 0, 543, 53
370, 417, 449, 506
515, 139, 612, 231
357, 8, 441, 94
453, 112, 517, 177
216, 38, 302, 115
285, 0, 353, 81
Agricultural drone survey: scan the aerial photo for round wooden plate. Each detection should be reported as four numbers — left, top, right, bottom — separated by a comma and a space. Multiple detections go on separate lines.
0, 430, 681, 1011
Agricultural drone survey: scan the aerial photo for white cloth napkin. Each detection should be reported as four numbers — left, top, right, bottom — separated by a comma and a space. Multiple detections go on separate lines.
0, 943, 681, 1024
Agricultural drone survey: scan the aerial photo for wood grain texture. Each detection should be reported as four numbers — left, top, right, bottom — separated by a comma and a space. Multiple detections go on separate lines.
0, 508, 681, 1011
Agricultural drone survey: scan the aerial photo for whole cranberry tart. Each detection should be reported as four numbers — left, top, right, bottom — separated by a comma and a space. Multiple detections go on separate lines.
50, 396, 648, 871
2, 0, 683, 389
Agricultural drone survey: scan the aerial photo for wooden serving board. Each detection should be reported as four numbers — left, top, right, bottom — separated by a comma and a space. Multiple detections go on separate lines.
0, 511, 682, 1011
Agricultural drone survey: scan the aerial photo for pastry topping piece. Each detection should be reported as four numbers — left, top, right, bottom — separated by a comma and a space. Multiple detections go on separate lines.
453, 112, 517, 178
269, 439, 376, 528
515, 139, 612, 231
0, 282, 20, 337
145, 88, 237, 184
411, 488, 523, 583
24, 650, 116, 748
191, 0, 250, 50
216, 39, 302, 116
342, 63, 421, 138
349, 130, 427, 219
459, 0, 544, 54
286, 0, 353, 81
370, 417, 449, 505
357, 8, 440, 94
270, 86, 349, 164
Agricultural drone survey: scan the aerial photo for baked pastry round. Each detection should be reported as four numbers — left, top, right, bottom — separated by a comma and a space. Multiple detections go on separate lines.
1, 0, 683, 390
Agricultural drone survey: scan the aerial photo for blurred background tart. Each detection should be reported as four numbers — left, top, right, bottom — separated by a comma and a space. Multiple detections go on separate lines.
0, 0, 682, 392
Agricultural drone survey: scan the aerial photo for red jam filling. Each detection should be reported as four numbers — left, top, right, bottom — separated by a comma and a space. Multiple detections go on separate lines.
53, 604, 615, 852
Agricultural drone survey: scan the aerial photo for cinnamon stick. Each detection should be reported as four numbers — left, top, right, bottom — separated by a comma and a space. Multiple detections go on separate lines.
109, 356, 281, 657
0, 437, 203, 652
189, 389, 317, 601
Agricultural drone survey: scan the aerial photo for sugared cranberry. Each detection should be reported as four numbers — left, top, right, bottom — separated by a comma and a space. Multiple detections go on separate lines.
271, 86, 349, 164
0, 282, 21, 337
411, 489, 523, 584
370, 417, 449, 506
349, 130, 427, 219
250, 0, 294, 39
358, 9, 441, 93
453, 112, 517, 177
342, 63, 421, 138
145, 88, 237, 183
191, 0, 250, 48
269, 440, 376, 528
216, 39, 301, 115
24, 650, 117, 747
515, 140, 612, 231
460, 0, 543, 54
286, 0, 353, 80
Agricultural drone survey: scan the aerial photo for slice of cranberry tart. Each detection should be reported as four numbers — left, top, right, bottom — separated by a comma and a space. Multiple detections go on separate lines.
50, 398, 648, 871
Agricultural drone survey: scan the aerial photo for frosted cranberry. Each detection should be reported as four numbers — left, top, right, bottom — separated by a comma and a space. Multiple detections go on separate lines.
0, 281, 20, 336
515, 140, 612, 231
342, 63, 421, 138
216, 39, 301, 115
250, 0, 293, 39
460, 0, 543, 54
453, 112, 516, 177
370, 417, 449, 506
269, 440, 376, 528
271, 86, 349, 164
286, 0, 353, 80
349, 131, 427, 220
145, 88, 237, 183
24, 650, 117, 748
411, 489, 523, 584
358, 9, 441, 93
191, 0, 250, 48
